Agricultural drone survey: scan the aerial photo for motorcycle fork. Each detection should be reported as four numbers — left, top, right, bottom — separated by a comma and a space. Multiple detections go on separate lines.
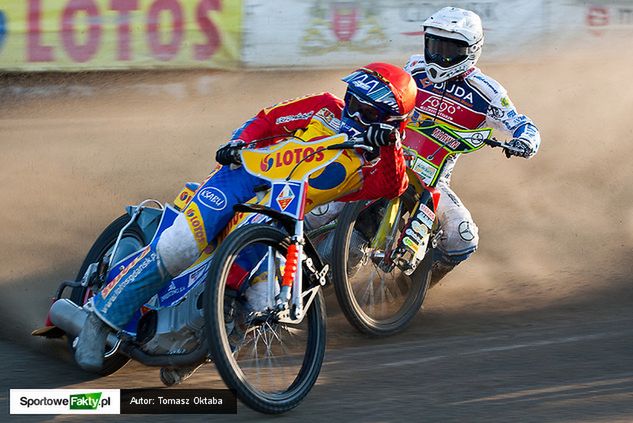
371, 197, 402, 256
393, 190, 436, 274
278, 219, 305, 321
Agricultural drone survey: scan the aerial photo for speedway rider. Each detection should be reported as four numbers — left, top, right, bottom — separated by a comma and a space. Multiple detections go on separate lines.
75, 63, 418, 383
406, 7, 541, 284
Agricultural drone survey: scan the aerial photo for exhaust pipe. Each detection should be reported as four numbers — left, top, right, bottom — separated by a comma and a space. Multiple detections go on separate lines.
49, 299, 120, 349
49, 299, 209, 367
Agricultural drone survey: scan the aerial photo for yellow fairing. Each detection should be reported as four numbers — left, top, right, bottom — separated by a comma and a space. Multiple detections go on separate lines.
190, 135, 365, 267
294, 119, 336, 142
241, 135, 365, 214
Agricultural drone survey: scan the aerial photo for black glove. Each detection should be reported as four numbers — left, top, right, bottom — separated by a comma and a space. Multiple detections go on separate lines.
504, 138, 533, 159
216, 140, 245, 166
364, 123, 401, 147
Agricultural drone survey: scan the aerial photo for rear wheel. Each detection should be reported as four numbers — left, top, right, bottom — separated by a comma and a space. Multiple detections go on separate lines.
204, 224, 326, 414
68, 214, 145, 375
332, 193, 431, 336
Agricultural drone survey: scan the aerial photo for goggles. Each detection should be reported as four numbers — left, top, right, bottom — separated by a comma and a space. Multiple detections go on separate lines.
344, 91, 409, 127
424, 34, 469, 67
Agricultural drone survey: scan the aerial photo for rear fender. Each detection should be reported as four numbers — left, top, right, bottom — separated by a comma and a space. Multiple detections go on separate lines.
125, 205, 163, 242
406, 168, 440, 211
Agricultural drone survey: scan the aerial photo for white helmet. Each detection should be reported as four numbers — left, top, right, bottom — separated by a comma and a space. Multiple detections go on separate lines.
422, 7, 484, 83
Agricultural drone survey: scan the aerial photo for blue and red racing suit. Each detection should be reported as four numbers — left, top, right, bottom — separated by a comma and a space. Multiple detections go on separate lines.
230, 91, 408, 201
404, 55, 541, 265
187, 91, 409, 263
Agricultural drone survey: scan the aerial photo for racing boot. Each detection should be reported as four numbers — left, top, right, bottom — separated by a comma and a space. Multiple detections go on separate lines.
160, 364, 203, 387
74, 310, 110, 371
92, 242, 173, 340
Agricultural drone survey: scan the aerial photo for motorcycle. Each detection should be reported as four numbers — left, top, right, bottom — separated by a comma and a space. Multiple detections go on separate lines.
330, 122, 520, 336
32, 133, 373, 414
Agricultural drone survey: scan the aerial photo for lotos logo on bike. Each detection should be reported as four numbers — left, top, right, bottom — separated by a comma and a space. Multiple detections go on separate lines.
259, 146, 326, 171
218, 211, 245, 242
260, 154, 275, 171
185, 205, 207, 250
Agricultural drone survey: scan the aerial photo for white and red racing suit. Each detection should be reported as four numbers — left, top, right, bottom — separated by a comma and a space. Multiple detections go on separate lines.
405, 55, 541, 265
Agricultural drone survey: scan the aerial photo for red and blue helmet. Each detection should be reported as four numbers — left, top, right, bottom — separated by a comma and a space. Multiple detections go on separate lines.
340, 62, 417, 138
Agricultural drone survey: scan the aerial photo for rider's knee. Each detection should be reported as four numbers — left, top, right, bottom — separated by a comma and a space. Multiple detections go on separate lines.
305, 201, 345, 230
437, 217, 479, 264
156, 213, 200, 276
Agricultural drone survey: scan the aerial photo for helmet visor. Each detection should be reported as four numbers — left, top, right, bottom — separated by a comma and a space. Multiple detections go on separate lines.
344, 91, 409, 127
424, 34, 469, 68
346, 92, 382, 125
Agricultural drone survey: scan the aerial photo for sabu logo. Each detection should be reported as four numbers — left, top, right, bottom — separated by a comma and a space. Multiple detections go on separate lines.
260, 147, 326, 171
69, 392, 108, 410
197, 187, 227, 211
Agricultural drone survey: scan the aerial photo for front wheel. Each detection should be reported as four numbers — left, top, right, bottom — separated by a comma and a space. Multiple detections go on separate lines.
204, 224, 326, 414
332, 195, 431, 336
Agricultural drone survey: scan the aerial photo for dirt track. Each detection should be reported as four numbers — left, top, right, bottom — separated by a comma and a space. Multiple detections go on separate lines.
1, 49, 632, 421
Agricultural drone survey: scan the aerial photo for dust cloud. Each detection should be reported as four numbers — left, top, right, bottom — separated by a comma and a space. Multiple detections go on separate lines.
0, 46, 631, 348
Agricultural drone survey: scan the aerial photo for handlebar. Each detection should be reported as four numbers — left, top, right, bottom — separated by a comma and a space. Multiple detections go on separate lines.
326, 141, 375, 153
484, 138, 524, 155
329, 136, 522, 156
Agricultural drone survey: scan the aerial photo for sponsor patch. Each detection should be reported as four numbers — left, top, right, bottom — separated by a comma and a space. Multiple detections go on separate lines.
276, 184, 296, 211
458, 221, 476, 241
472, 74, 500, 95
197, 187, 227, 211
188, 262, 210, 288
402, 237, 419, 252
275, 112, 313, 125
416, 204, 435, 228
315, 108, 335, 123
488, 106, 505, 119
432, 127, 461, 149
102, 252, 157, 313
411, 219, 429, 236
160, 279, 188, 302
314, 108, 341, 131
184, 204, 208, 251
100, 247, 151, 299
412, 158, 437, 184
405, 228, 423, 244
259, 146, 326, 171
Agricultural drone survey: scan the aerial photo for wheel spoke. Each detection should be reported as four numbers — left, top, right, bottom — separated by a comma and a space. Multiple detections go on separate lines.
206, 224, 325, 413
333, 199, 430, 333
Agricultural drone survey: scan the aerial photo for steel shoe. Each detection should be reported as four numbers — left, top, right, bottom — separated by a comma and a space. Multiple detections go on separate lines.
430, 259, 455, 287
74, 312, 109, 372
159, 365, 202, 387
